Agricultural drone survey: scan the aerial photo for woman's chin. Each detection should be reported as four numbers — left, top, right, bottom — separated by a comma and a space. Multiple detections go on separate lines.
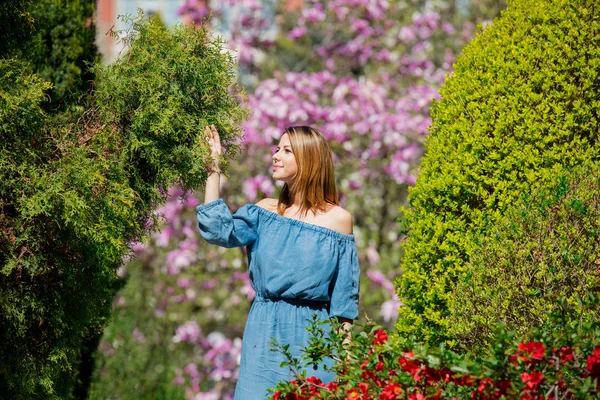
272, 174, 289, 184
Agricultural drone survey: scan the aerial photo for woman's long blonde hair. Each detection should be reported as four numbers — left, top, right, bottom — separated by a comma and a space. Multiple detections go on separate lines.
277, 126, 338, 217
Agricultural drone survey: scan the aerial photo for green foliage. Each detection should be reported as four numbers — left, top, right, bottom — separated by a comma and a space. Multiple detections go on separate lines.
396, 0, 600, 348
0, 13, 247, 399
88, 255, 188, 400
0, 0, 36, 59
28, 0, 98, 109
92, 13, 247, 200
449, 165, 600, 350
0, 0, 97, 109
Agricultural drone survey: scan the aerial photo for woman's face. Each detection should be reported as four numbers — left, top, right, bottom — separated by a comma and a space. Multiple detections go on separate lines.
272, 133, 298, 184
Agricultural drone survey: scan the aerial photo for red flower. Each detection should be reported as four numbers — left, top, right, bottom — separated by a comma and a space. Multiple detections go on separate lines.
428, 390, 443, 400
437, 367, 453, 383
518, 341, 546, 361
373, 329, 388, 345
399, 355, 420, 377
521, 371, 544, 390
273, 390, 281, 400
375, 361, 385, 371
358, 382, 369, 394
326, 381, 338, 391
476, 378, 493, 394
305, 376, 323, 396
453, 374, 476, 387
407, 390, 425, 400
520, 394, 545, 400
496, 379, 511, 395
586, 347, 600, 376
471, 379, 494, 400
421, 366, 441, 383
381, 383, 402, 400
552, 346, 574, 363
361, 369, 376, 381
306, 376, 323, 385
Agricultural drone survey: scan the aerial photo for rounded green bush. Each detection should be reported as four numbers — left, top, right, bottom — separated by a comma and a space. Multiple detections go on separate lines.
449, 164, 600, 350
396, 0, 600, 349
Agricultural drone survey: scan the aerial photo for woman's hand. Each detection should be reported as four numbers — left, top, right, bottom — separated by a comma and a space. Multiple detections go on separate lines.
205, 124, 222, 159
204, 124, 222, 203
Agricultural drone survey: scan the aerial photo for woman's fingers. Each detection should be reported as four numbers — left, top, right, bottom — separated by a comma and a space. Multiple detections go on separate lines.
211, 125, 221, 149
203, 124, 221, 156
204, 125, 212, 142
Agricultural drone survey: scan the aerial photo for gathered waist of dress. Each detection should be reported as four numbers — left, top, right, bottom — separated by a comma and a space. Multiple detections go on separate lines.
254, 296, 329, 309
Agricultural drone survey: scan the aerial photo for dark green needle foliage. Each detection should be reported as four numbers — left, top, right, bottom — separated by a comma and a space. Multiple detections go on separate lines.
0, 9, 247, 399
0, 0, 36, 59
28, 0, 99, 110
0, 0, 98, 111
396, 0, 600, 350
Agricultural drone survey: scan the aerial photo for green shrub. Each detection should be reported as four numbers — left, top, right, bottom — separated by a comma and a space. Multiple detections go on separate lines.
0, 0, 35, 59
0, 13, 247, 398
396, 0, 600, 348
28, 0, 98, 110
0, 0, 97, 110
92, 13, 246, 201
448, 164, 600, 350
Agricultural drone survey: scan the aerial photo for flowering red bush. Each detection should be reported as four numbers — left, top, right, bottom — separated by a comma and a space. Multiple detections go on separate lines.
269, 294, 600, 400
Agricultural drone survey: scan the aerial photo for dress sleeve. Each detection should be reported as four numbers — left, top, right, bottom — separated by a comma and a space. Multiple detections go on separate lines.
329, 240, 360, 320
196, 199, 258, 248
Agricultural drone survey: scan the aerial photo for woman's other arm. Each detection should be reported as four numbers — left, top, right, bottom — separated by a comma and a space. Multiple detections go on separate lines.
204, 124, 221, 204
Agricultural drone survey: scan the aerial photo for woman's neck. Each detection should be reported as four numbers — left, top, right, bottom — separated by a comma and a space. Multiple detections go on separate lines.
282, 189, 305, 215
291, 193, 303, 208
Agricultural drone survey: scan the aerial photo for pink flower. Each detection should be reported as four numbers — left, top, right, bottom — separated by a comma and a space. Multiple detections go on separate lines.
173, 321, 202, 344
242, 175, 275, 202
288, 27, 307, 39
132, 327, 147, 344
380, 296, 403, 322
365, 246, 380, 266
366, 270, 394, 294
302, 6, 326, 23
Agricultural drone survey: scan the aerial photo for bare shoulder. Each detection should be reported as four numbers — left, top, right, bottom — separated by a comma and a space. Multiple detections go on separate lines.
255, 198, 278, 212
326, 205, 353, 235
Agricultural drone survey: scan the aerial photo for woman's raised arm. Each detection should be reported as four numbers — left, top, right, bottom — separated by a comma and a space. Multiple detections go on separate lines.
204, 124, 222, 204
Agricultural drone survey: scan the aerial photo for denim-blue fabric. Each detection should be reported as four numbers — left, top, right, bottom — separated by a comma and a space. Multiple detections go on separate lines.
196, 199, 360, 399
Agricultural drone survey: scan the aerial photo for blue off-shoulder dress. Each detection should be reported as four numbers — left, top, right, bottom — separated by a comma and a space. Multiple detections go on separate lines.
196, 199, 360, 399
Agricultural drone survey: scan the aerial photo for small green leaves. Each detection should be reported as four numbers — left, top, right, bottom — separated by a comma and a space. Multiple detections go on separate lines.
397, 0, 600, 350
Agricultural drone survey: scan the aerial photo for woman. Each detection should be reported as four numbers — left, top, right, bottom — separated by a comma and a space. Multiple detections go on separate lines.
196, 125, 360, 399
